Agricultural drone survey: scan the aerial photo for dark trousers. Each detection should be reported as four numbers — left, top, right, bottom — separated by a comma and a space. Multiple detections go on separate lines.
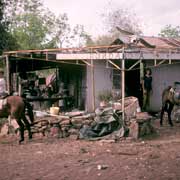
143, 90, 151, 111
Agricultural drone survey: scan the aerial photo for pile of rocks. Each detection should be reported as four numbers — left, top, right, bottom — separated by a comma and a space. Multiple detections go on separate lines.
31, 112, 95, 138
129, 112, 156, 139
0, 97, 156, 140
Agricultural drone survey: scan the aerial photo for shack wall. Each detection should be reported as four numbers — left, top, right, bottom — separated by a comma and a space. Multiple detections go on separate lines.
86, 60, 113, 112
150, 63, 180, 111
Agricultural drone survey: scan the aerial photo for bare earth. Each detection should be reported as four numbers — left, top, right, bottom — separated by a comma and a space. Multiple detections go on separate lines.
0, 120, 180, 180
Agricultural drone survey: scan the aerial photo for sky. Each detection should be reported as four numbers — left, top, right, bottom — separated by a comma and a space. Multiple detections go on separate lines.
43, 0, 180, 37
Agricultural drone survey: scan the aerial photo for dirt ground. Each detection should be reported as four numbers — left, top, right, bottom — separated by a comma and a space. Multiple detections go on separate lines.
0, 119, 180, 180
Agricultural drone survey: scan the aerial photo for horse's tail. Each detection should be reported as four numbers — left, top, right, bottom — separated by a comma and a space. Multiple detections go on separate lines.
24, 100, 34, 123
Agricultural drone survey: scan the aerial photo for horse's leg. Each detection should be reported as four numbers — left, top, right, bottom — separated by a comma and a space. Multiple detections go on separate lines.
160, 103, 166, 126
160, 107, 165, 126
22, 115, 32, 140
168, 103, 174, 127
16, 119, 25, 143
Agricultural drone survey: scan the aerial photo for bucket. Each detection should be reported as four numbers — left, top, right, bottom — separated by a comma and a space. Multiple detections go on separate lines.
50, 107, 60, 115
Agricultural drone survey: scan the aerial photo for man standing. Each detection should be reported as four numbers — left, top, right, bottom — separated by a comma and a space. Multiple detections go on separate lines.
142, 68, 152, 111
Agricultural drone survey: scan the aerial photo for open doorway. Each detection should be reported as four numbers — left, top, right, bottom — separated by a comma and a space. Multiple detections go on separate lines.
125, 61, 143, 108
58, 64, 86, 110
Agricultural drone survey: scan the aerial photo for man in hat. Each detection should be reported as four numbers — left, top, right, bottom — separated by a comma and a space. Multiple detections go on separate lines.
0, 68, 7, 97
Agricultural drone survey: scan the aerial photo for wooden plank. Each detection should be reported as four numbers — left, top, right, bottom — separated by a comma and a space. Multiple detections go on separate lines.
108, 60, 121, 70
5, 55, 10, 94
91, 59, 95, 111
56, 53, 122, 60
121, 49, 125, 123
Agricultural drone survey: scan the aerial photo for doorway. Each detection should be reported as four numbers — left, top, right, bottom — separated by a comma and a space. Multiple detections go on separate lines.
125, 61, 143, 107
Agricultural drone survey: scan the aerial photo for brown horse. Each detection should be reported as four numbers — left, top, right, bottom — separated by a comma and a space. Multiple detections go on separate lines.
160, 84, 180, 126
0, 96, 34, 143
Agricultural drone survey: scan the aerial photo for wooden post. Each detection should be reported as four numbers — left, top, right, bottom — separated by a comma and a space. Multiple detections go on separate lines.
140, 60, 144, 80
5, 55, 10, 94
121, 48, 125, 123
91, 59, 95, 111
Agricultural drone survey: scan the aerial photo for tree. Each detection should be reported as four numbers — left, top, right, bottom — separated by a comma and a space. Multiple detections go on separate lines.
71, 24, 92, 47
90, 34, 118, 46
7, 0, 54, 50
6, 0, 90, 49
159, 25, 180, 38
86, 8, 143, 46
103, 8, 142, 35
50, 13, 71, 48
0, 0, 18, 54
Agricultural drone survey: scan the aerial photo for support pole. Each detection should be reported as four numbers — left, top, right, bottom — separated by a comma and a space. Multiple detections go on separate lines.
91, 59, 95, 111
121, 48, 125, 122
5, 55, 10, 94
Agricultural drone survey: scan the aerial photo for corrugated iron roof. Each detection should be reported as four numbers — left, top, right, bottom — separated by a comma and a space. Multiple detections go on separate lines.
142, 36, 180, 48
111, 35, 180, 49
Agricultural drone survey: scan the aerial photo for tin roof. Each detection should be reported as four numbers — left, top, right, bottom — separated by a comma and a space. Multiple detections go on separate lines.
142, 37, 180, 48
112, 35, 180, 49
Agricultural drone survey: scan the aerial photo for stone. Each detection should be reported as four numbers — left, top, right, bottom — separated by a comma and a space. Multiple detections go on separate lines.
97, 165, 108, 170
59, 119, 70, 126
129, 119, 139, 139
129, 113, 155, 139
0, 124, 8, 136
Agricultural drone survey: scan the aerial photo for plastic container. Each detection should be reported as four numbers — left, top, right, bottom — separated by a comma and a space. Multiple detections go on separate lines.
50, 107, 60, 115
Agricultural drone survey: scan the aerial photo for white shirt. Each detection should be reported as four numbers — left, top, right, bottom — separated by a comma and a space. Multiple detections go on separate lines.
0, 78, 6, 93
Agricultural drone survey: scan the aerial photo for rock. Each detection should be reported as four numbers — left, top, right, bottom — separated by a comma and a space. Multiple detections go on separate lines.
83, 120, 94, 126
71, 123, 83, 129
71, 117, 84, 124
97, 165, 108, 170
61, 128, 70, 138
99, 139, 116, 143
0, 124, 8, 136
50, 124, 61, 138
129, 120, 139, 139
65, 111, 85, 117
80, 148, 88, 154
41, 121, 49, 126
68, 128, 79, 135
129, 113, 156, 139
59, 119, 70, 126
69, 134, 79, 140
0, 119, 19, 136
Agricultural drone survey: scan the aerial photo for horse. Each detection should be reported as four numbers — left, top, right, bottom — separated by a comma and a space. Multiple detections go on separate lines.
160, 83, 180, 126
0, 95, 34, 143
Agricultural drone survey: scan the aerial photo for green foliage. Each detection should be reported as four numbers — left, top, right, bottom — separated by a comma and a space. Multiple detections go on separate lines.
4, 0, 91, 50
12, 13, 49, 49
159, 25, 180, 38
71, 24, 92, 47
0, 0, 18, 54
7, 0, 54, 50
50, 13, 71, 48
